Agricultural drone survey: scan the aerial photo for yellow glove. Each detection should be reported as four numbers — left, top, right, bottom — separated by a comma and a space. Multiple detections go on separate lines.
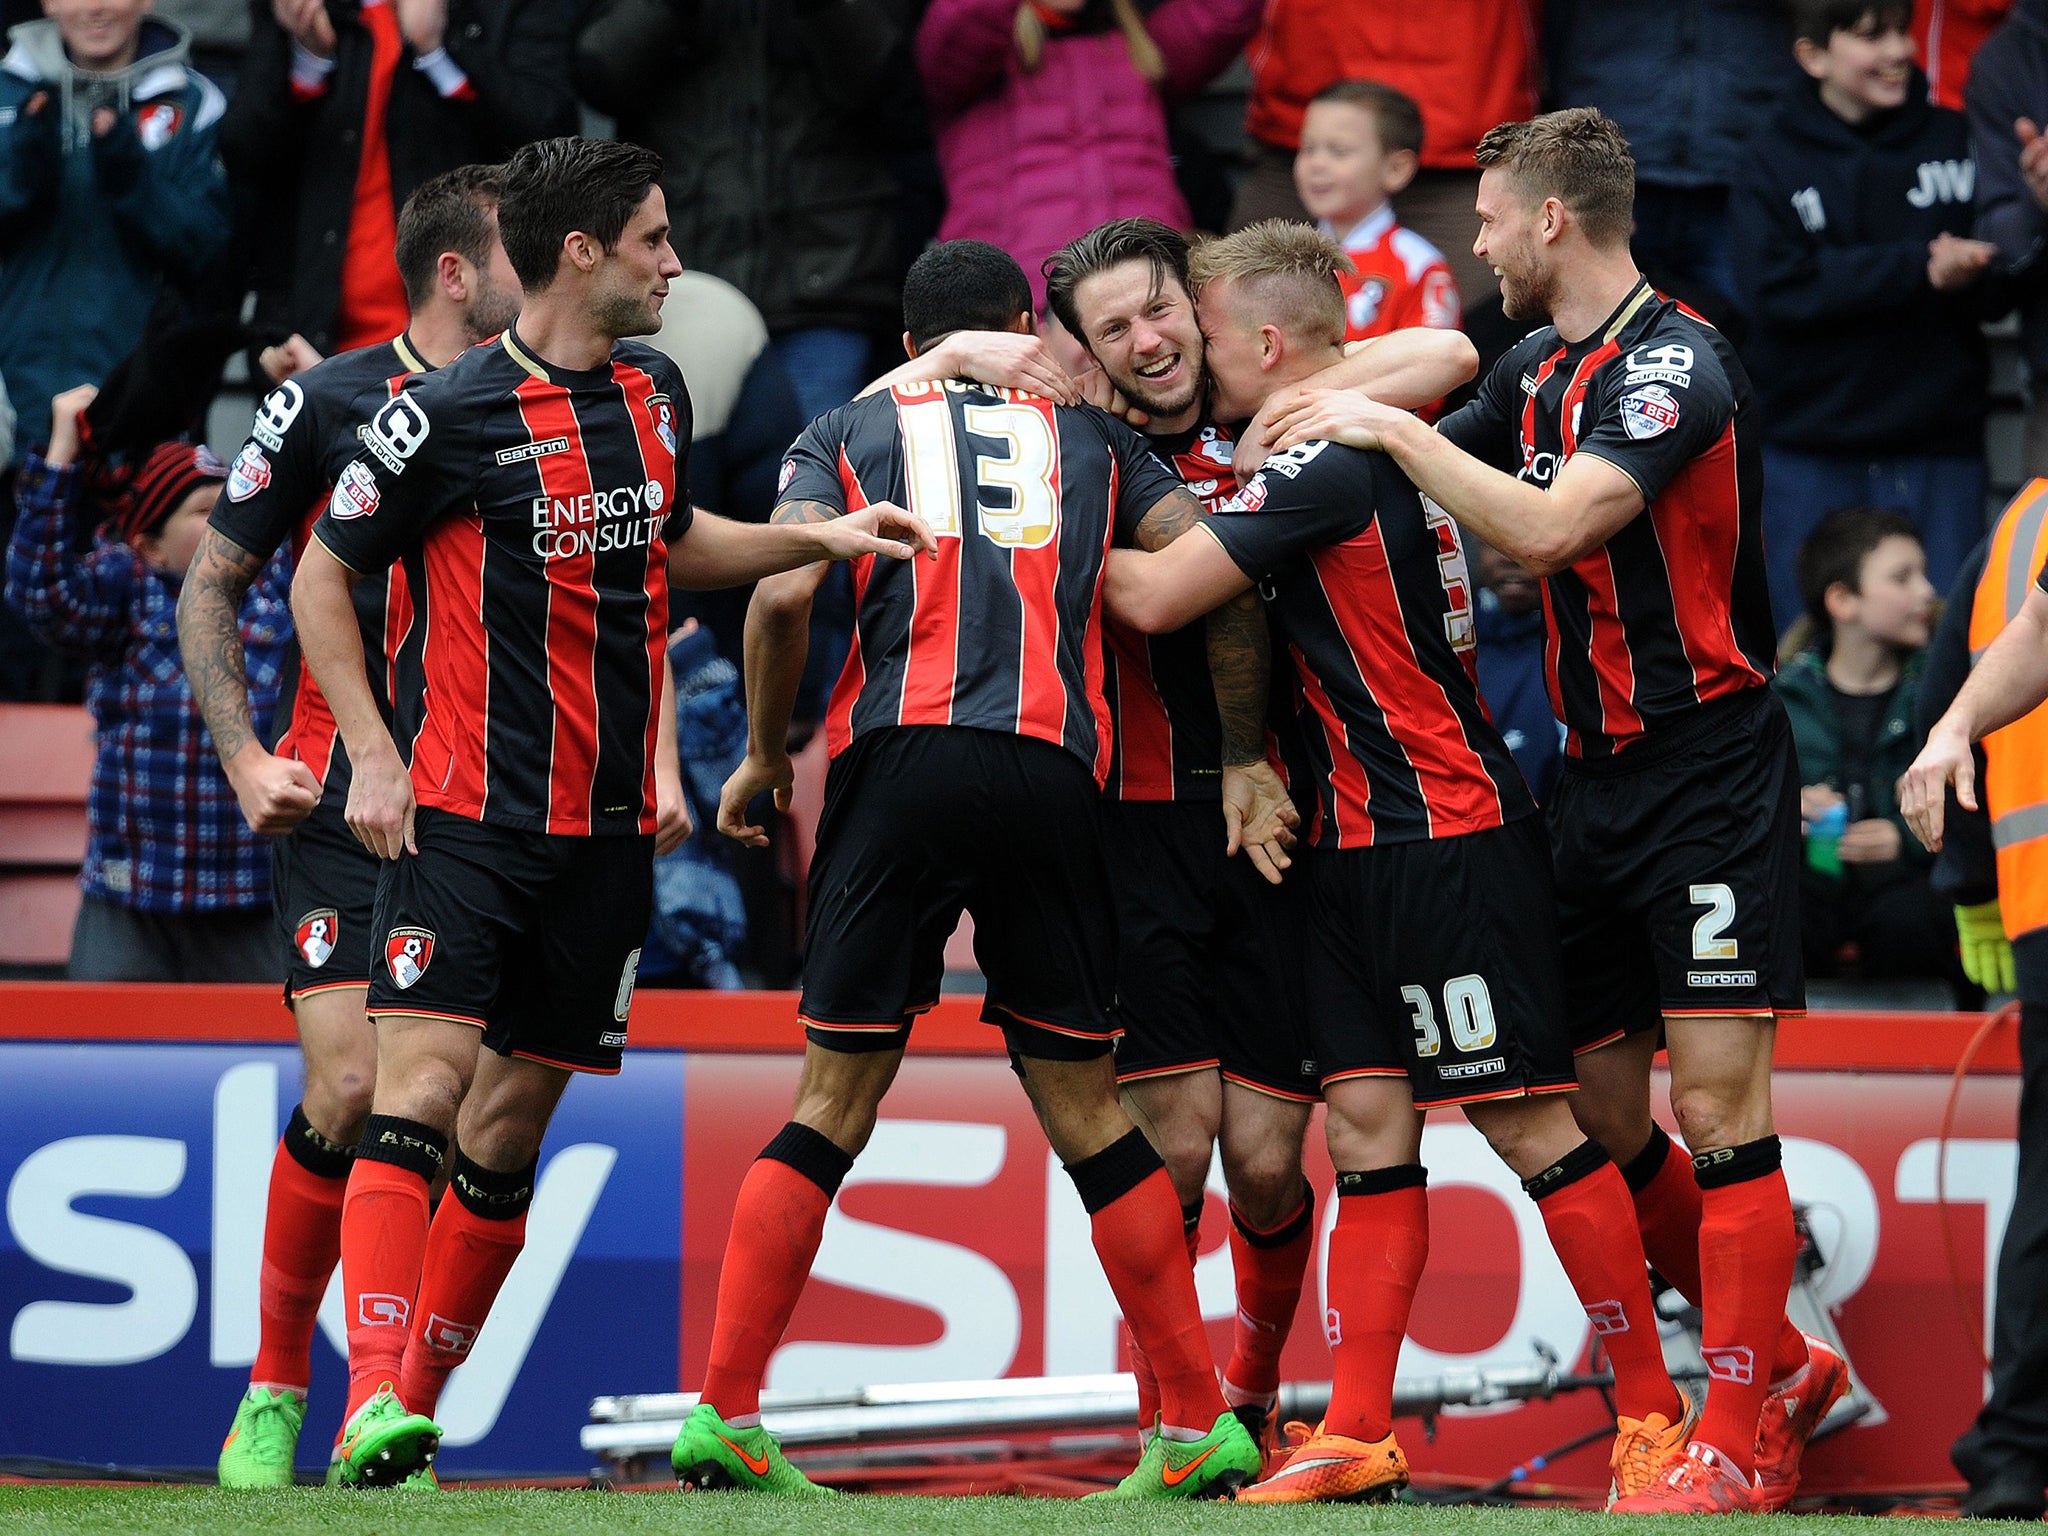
1956, 900, 2017, 994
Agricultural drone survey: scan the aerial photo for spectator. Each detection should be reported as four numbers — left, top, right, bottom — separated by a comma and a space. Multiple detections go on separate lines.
575, 0, 918, 421
1294, 79, 1461, 344
1775, 508, 1958, 991
0, 0, 229, 442
1471, 539, 1562, 803
4, 387, 289, 981
1731, 0, 2001, 630
220, 0, 574, 357
1545, 0, 1794, 326
642, 620, 748, 990
1967, 0, 2048, 477
1227, 0, 1538, 314
1917, 0, 2013, 108
917, 0, 1260, 312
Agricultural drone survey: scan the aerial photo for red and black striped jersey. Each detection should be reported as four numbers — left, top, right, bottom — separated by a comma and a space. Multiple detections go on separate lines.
779, 380, 1184, 782
1204, 439, 1534, 848
1439, 280, 1775, 760
208, 334, 430, 797
1103, 420, 1241, 801
312, 329, 691, 837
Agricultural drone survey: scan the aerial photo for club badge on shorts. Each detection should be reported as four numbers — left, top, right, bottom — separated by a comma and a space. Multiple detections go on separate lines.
294, 908, 338, 969
385, 926, 436, 989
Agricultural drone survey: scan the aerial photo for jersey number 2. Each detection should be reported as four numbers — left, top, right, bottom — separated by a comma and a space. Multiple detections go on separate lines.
899, 397, 1059, 550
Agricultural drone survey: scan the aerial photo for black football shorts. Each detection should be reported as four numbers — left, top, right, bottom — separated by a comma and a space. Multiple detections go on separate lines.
1103, 798, 1318, 1101
365, 806, 653, 1074
273, 795, 379, 1001
799, 725, 1118, 1062
1549, 688, 1807, 1053
1309, 815, 1577, 1108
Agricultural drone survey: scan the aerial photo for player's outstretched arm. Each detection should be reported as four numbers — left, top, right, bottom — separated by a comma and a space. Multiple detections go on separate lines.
1104, 523, 1254, 635
179, 526, 323, 834
1268, 395, 1644, 576
1233, 329, 1479, 482
669, 502, 936, 590
292, 538, 415, 860
718, 555, 830, 848
1902, 584, 2048, 851
855, 332, 1079, 406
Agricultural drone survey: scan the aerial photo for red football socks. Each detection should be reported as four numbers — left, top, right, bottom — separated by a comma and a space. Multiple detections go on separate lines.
1224, 1187, 1314, 1399
250, 1115, 351, 1393
399, 1153, 536, 1420
1323, 1168, 1428, 1444
698, 1123, 853, 1422
1626, 1124, 1809, 1382
1088, 1167, 1225, 1433
339, 1120, 444, 1422
1692, 1141, 1798, 1474
1529, 1145, 1682, 1423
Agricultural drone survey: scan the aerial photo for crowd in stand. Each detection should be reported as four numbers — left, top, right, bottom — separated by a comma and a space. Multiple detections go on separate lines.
2, 0, 2045, 1001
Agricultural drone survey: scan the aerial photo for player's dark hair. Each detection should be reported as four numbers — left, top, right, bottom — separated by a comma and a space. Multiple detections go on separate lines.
1789, 0, 1913, 47
395, 164, 504, 308
498, 137, 664, 292
1796, 506, 1922, 646
1043, 218, 1191, 343
1474, 108, 1635, 249
902, 240, 1034, 351
1309, 78, 1426, 159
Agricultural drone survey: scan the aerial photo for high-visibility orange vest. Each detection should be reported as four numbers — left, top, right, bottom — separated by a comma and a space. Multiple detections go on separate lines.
1969, 478, 2048, 940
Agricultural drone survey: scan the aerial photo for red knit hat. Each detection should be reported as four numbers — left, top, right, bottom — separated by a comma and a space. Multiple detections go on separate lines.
106, 441, 228, 545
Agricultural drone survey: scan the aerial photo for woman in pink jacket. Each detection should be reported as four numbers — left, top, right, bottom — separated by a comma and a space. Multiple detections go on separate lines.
919, 0, 1262, 311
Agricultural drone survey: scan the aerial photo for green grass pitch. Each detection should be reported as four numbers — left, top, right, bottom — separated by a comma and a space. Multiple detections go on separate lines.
0, 1489, 1962, 1536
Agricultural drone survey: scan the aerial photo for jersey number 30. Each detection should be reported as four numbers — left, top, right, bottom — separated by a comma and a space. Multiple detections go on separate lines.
899, 396, 1059, 550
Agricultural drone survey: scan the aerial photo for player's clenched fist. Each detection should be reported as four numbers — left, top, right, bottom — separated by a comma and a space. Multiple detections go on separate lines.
718, 752, 794, 848
1899, 720, 1976, 853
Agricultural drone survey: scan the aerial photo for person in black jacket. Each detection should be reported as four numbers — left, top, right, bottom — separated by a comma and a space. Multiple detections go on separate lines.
1969, 0, 2048, 481
1730, 0, 2003, 632
219, 0, 575, 357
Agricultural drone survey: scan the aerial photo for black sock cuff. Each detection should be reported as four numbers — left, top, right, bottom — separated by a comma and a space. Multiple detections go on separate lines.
1181, 1199, 1205, 1237
1619, 1123, 1675, 1195
1693, 1133, 1782, 1190
1523, 1139, 1612, 1201
1065, 1127, 1164, 1215
1335, 1163, 1427, 1198
450, 1148, 537, 1220
1232, 1181, 1315, 1248
760, 1121, 855, 1197
356, 1115, 448, 1181
283, 1104, 354, 1180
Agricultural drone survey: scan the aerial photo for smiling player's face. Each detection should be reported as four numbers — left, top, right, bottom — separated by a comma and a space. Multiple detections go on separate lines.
592, 187, 682, 341
1071, 260, 1206, 424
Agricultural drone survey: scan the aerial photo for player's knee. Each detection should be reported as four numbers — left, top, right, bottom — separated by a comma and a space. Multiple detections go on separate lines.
303, 1061, 375, 1143
379, 1057, 467, 1131
1566, 1088, 1650, 1164
1669, 1084, 1744, 1154
1221, 1137, 1302, 1221
459, 1115, 545, 1172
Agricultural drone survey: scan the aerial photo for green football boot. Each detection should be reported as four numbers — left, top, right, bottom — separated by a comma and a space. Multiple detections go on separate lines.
399, 1464, 443, 1490
671, 1402, 833, 1494
330, 1383, 440, 1488
218, 1386, 306, 1489
1085, 1411, 1264, 1501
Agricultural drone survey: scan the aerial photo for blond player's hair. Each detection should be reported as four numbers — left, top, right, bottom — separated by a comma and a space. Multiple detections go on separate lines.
1186, 221, 1352, 349
1473, 108, 1636, 249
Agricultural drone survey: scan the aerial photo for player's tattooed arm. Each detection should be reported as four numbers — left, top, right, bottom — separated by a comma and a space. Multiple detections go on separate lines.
770, 498, 838, 526
1132, 485, 1205, 552
179, 528, 323, 834
1207, 590, 1270, 768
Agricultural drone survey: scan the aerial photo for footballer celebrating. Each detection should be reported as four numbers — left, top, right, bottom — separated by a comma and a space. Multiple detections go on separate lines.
289, 137, 931, 1487
677, 240, 1278, 1501
1104, 221, 1684, 1507
178, 166, 562, 1487
1261, 110, 1842, 1512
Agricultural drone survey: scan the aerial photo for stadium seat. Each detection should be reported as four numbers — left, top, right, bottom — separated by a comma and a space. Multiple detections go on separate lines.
0, 703, 92, 967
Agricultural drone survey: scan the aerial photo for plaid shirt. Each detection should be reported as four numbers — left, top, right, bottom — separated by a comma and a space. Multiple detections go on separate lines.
4, 450, 292, 912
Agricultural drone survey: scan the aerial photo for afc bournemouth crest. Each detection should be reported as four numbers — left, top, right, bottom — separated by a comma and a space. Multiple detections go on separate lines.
651, 395, 677, 455
385, 927, 436, 989
294, 908, 338, 969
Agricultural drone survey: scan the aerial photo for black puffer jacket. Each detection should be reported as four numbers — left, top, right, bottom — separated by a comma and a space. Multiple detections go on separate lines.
575, 0, 917, 338
219, 0, 576, 354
